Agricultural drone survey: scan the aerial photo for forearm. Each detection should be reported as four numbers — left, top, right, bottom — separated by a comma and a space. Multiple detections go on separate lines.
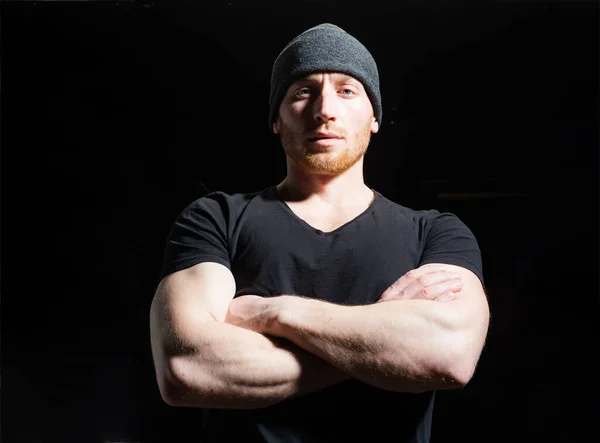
268, 296, 487, 393
159, 320, 350, 409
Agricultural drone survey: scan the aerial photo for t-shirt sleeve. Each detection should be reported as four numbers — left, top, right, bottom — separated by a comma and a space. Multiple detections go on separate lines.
159, 193, 231, 281
418, 212, 485, 286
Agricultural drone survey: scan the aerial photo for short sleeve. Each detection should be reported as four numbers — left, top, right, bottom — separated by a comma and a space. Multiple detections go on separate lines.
418, 212, 484, 286
159, 193, 231, 281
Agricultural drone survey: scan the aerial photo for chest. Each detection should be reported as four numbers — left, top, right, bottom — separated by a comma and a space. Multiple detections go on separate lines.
230, 213, 424, 305
284, 202, 371, 233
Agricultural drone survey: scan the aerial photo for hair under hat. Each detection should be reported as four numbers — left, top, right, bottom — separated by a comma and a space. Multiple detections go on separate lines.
268, 23, 382, 129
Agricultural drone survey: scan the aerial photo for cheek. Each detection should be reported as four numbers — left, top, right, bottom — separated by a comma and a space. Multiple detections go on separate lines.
346, 103, 371, 125
281, 100, 303, 117
280, 113, 306, 134
350, 115, 373, 136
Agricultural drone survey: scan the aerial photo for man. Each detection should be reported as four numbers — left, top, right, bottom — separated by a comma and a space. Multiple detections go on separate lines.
150, 23, 490, 442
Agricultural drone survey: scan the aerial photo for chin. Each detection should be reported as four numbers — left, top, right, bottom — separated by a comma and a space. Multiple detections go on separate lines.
303, 152, 363, 175
282, 132, 370, 174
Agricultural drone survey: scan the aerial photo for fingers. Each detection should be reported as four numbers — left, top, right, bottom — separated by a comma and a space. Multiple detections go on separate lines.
378, 264, 463, 303
410, 278, 463, 301
380, 279, 462, 302
380, 264, 449, 299
379, 265, 439, 299
416, 271, 462, 288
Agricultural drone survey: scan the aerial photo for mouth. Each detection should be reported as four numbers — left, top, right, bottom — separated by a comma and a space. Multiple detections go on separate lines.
307, 134, 343, 142
307, 137, 343, 149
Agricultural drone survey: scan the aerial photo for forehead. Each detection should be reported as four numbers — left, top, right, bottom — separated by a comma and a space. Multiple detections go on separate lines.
293, 72, 363, 85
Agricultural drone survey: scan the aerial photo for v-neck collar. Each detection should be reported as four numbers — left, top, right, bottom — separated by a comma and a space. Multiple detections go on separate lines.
270, 186, 379, 237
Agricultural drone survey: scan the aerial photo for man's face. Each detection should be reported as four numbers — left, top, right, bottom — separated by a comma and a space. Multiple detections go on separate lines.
273, 72, 379, 175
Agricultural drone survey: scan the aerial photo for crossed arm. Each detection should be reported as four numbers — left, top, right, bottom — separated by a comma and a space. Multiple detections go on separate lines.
150, 262, 489, 409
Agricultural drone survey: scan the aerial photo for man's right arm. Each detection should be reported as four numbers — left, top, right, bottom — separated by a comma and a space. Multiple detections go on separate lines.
149, 261, 350, 409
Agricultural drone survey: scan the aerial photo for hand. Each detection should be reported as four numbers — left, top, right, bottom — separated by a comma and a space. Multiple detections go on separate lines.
377, 263, 463, 303
224, 295, 276, 333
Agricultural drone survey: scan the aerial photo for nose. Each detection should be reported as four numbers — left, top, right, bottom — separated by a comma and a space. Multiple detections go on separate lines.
312, 87, 338, 124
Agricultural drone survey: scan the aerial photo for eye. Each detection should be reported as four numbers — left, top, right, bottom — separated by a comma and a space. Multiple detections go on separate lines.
294, 87, 311, 97
341, 88, 356, 96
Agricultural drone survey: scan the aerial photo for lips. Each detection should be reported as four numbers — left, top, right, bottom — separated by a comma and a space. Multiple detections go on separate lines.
308, 133, 342, 141
309, 137, 337, 141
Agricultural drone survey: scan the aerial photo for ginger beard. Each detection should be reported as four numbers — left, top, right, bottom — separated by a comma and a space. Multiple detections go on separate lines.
278, 119, 373, 175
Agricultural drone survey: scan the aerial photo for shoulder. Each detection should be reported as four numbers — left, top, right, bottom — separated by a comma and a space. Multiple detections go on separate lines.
180, 186, 274, 219
373, 191, 449, 229
373, 191, 478, 247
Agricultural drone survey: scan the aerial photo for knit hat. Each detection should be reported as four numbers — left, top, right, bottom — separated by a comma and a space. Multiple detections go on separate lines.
268, 23, 382, 129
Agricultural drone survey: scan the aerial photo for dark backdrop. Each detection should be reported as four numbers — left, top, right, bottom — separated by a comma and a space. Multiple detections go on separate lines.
2, 1, 598, 442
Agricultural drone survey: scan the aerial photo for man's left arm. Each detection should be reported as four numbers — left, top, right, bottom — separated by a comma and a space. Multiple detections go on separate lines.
275, 263, 488, 393
227, 263, 489, 394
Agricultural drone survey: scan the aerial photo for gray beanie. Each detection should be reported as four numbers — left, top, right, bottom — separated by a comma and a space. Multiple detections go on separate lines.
268, 23, 382, 129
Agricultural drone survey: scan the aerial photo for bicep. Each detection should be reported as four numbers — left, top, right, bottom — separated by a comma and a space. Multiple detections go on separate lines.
431, 263, 490, 334
150, 262, 236, 353
418, 212, 484, 285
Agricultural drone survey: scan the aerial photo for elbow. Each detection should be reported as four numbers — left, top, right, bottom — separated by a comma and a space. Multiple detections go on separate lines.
443, 359, 476, 389
160, 386, 182, 407
156, 356, 221, 408
154, 357, 190, 407
158, 379, 184, 407
440, 337, 483, 389
150, 338, 187, 406
417, 359, 474, 392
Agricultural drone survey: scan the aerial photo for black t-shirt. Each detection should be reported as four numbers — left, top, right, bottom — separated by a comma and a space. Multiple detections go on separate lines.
160, 185, 484, 443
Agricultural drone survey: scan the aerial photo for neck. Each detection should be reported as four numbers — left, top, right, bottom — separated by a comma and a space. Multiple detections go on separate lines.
277, 157, 372, 206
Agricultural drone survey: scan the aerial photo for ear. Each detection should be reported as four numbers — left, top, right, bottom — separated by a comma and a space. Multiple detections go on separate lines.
273, 119, 281, 134
370, 118, 379, 134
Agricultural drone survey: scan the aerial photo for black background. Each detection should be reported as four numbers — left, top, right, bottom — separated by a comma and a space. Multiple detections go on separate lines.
2, 1, 599, 442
